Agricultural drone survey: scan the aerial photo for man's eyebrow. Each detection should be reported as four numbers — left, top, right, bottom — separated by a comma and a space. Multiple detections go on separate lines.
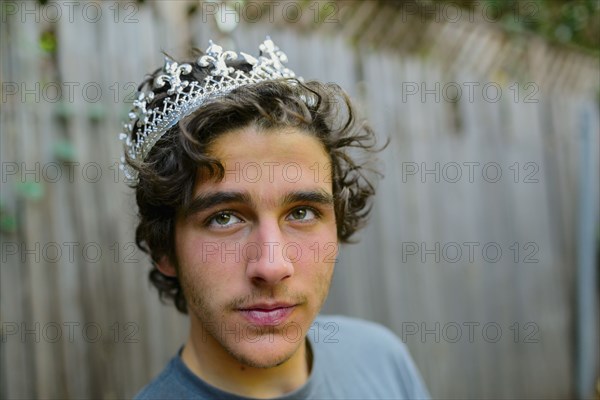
182, 189, 334, 217
281, 190, 334, 207
182, 191, 253, 217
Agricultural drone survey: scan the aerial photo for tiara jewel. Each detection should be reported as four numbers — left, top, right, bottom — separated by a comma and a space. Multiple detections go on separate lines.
118, 37, 300, 182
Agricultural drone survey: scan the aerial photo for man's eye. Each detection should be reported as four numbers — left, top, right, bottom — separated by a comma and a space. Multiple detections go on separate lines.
207, 212, 243, 228
287, 207, 318, 222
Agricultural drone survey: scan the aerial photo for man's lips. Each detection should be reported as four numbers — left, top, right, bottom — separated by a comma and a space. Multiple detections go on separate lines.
237, 303, 297, 326
240, 302, 296, 311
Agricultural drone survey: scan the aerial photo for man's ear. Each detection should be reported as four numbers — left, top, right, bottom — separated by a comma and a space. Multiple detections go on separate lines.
156, 255, 177, 277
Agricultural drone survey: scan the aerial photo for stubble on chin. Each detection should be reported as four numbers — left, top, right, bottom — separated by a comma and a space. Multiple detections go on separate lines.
178, 260, 334, 369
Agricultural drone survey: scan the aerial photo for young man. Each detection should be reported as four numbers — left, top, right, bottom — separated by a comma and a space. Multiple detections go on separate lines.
121, 38, 430, 399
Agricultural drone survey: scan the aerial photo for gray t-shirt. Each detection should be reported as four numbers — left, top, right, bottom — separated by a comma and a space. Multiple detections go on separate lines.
135, 315, 430, 399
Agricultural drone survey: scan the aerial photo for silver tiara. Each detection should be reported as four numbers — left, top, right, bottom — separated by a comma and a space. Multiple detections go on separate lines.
118, 38, 299, 182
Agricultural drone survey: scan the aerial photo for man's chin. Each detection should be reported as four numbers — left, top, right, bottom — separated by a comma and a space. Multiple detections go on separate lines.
222, 332, 305, 369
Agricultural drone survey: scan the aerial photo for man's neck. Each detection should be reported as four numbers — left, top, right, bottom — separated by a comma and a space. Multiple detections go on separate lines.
181, 317, 311, 399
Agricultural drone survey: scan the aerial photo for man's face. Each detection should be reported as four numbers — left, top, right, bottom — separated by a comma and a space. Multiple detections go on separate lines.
172, 126, 337, 368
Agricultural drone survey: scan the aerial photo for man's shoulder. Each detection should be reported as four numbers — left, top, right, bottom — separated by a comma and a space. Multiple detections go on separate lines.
311, 315, 430, 399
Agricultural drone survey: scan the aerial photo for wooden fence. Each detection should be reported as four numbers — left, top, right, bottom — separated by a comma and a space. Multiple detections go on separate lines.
1, 1, 598, 399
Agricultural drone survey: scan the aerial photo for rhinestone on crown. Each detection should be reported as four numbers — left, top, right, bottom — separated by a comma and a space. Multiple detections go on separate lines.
118, 37, 299, 182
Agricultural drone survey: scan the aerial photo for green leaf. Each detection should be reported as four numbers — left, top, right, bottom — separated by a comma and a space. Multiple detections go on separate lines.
53, 139, 77, 162
88, 103, 107, 122
39, 31, 56, 53
0, 214, 17, 233
55, 102, 74, 120
16, 181, 44, 200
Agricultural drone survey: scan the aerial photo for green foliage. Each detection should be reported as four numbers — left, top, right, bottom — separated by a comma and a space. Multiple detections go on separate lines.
484, 0, 599, 53
15, 181, 44, 201
388, 0, 599, 54
54, 101, 74, 121
53, 139, 77, 162
0, 200, 16, 233
0, 213, 17, 233
87, 103, 107, 123
39, 30, 56, 53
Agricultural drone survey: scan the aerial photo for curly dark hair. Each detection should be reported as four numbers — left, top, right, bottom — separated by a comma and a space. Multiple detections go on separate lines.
125, 55, 383, 314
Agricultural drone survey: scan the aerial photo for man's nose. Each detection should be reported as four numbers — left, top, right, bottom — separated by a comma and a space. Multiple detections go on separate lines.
245, 219, 294, 285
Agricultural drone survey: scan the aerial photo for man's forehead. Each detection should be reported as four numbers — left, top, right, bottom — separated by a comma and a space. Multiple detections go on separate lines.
193, 161, 333, 189
188, 126, 334, 208
206, 126, 330, 162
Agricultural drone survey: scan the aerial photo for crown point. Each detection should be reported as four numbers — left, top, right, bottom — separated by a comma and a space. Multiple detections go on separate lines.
240, 52, 257, 65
